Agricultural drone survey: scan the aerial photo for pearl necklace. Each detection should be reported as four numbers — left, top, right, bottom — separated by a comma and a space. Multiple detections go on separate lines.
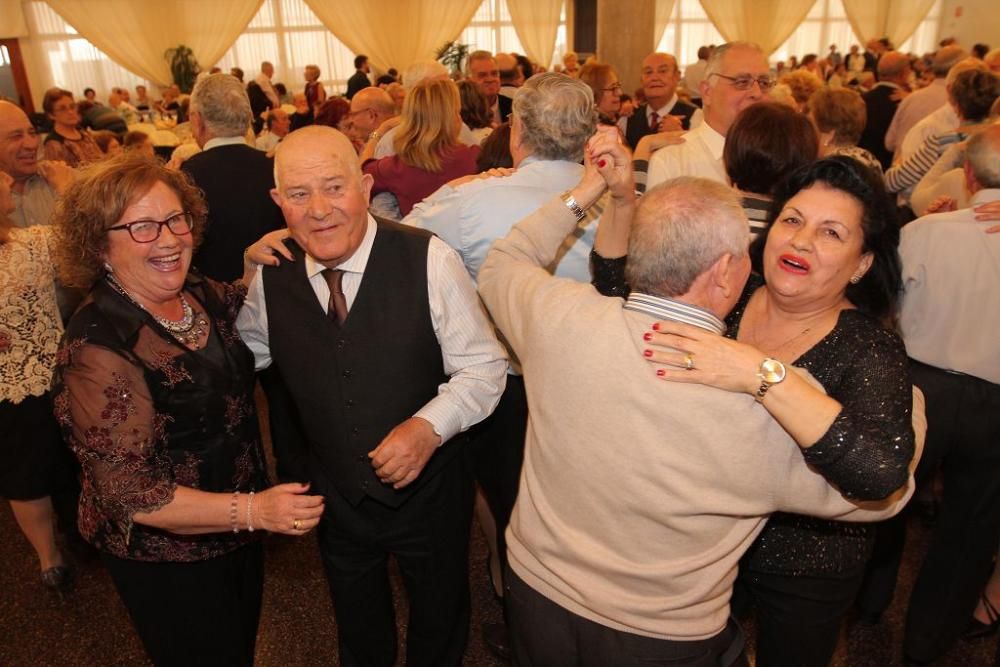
106, 274, 209, 349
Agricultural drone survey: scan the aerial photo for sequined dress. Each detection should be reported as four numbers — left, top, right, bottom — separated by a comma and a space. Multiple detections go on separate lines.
593, 266, 914, 576
52, 274, 268, 562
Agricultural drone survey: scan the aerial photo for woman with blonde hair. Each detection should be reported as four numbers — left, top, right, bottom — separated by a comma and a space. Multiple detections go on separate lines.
362, 78, 479, 216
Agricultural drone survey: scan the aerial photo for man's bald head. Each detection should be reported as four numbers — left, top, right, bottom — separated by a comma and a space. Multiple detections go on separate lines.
932, 45, 968, 77
877, 51, 910, 84
274, 125, 360, 190
0, 101, 40, 181
348, 87, 396, 139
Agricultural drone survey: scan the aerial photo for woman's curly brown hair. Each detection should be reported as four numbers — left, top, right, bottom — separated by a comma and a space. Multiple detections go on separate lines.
53, 153, 208, 289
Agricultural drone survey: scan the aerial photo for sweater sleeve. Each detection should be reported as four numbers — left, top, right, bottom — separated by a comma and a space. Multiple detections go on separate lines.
885, 132, 962, 193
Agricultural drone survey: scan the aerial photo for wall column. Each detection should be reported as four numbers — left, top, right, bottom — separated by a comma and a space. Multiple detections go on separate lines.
596, 0, 656, 95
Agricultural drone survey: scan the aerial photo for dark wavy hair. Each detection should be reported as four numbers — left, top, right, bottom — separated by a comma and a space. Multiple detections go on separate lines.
750, 155, 902, 319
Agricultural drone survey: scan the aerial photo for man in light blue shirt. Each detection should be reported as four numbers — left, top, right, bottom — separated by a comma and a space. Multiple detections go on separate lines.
404, 72, 599, 283
402, 71, 599, 661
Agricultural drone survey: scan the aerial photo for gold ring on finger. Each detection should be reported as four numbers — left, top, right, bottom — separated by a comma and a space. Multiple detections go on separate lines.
683, 353, 695, 371
293, 519, 302, 531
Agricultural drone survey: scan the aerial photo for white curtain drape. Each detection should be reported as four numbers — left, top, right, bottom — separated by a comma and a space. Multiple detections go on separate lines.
842, 0, 937, 47
0, 0, 28, 38
303, 0, 481, 72
45, 0, 263, 87
698, 0, 816, 56
506, 0, 562, 67
654, 0, 677, 49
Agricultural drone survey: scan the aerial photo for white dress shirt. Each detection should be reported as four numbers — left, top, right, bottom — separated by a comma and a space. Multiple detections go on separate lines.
899, 189, 1000, 384
646, 121, 727, 190
254, 72, 281, 108
236, 215, 508, 443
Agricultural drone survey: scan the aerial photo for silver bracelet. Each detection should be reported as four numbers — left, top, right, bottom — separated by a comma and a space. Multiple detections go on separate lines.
246, 490, 255, 532
561, 192, 586, 221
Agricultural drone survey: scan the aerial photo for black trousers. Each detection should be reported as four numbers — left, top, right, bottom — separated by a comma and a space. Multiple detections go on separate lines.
734, 564, 866, 667
316, 458, 475, 667
102, 543, 264, 667
468, 374, 528, 577
505, 566, 746, 667
257, 367, 310, 483
902, 361, 1000, 662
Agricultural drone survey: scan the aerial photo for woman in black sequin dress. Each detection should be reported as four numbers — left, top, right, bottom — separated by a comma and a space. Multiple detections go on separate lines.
593, 156, 916, 666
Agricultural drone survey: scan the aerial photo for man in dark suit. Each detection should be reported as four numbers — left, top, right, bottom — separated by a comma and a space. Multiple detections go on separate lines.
468, 50, 512, 124
183, 73, 307, 482
858, 51, 911, 171
621, 52, 698, 150
346, 54, 371, 100
236, 126, 507, 666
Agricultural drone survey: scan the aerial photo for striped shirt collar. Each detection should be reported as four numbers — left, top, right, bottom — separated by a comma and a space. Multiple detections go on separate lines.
624, 292, 726, 335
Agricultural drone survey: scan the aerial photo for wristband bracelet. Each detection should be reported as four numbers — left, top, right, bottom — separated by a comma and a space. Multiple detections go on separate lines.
561, 191, 586, 221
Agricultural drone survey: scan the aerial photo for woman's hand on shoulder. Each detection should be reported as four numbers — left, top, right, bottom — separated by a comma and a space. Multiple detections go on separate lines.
642, 320, 762, 395
245, 229, 293, 268
973, 200, 1000, 233
253, 482, 324, 535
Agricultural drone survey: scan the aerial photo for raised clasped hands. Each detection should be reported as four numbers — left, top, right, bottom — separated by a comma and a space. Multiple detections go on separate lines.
575, 125, 634, 208
641, 320, 763, 395
369, 417, 441, 490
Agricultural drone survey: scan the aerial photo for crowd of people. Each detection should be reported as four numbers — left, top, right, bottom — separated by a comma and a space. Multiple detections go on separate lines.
1, 32, 999, 667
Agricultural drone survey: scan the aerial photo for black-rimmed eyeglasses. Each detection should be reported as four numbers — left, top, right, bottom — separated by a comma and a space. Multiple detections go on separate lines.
108, 212, 193, 243
710, 73, 776, 92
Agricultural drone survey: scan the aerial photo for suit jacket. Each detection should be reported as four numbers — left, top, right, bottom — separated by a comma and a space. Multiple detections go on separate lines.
858, 83, 901, 171
182, 144, 286, 282
498, 94, 513, 123
624, 100, 698, 150
346, 71, 369, 99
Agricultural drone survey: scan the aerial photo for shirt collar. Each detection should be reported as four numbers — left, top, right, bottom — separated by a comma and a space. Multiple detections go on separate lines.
624, 292, 726, 335
304, 214, 378, 278
203, 136, 250, 152
650, 95, 678, 120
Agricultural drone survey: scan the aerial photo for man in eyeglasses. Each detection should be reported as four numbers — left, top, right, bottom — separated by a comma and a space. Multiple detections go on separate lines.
621, 52, 699, 150
647, 41, 771, 189
346, 87, 396, 146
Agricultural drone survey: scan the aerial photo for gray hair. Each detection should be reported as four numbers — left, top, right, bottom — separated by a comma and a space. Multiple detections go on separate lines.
705, 41, 764, 80
966, 126, 1000, 189
401, 61, 449, 90
511, 72, 596, 161
932, 45, 967, 77
626, 177, 749, 297
190, 73, 252, 138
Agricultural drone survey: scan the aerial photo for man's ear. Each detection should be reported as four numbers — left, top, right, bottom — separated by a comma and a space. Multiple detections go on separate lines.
270, 187, 282, 208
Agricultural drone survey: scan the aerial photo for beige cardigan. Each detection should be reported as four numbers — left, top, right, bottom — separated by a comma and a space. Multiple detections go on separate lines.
478, 196, 912, 641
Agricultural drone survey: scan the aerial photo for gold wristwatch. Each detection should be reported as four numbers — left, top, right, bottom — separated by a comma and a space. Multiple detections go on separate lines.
754, 358, 786, 402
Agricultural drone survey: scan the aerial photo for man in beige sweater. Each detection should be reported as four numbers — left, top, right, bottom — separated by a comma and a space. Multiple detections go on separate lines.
477, 137, 913, 666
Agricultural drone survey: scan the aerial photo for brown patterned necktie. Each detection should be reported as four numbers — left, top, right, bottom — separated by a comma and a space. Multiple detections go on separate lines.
649, 110, 660, 131
321, 268, 348, 326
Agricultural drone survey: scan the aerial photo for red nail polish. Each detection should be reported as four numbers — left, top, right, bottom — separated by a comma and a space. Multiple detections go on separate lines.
598, 159, 607, 168
652, 323, 660, 331
643, 332, 652, 341
643, 349, 653, 357
656, 369, 665, 377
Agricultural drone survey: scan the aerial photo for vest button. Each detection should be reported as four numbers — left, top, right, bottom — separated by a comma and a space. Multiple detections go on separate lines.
336, 338, 346, 348
345, 399, 355, 407
351, 426, 360, 435
357, 454, 366, 462
360, 480, 369, 489
342, 369, 352, 378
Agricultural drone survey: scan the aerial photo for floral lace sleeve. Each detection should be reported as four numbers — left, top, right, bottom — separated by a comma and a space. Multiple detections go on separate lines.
590, 250, 629, 298
57, 342, 176, 542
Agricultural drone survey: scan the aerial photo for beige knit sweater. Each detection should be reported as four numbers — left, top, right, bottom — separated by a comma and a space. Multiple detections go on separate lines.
478, 197, 912, 641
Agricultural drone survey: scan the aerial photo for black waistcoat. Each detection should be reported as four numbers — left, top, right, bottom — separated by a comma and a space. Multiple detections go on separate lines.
262, 219, 458, 507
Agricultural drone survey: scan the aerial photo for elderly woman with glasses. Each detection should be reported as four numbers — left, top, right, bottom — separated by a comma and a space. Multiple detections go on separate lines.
579, 62, 623, 125
51, 154, 323, 666
41, 87, 103, 168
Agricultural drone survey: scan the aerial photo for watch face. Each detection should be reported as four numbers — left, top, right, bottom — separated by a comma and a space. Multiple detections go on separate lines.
760, 358, 786, 384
